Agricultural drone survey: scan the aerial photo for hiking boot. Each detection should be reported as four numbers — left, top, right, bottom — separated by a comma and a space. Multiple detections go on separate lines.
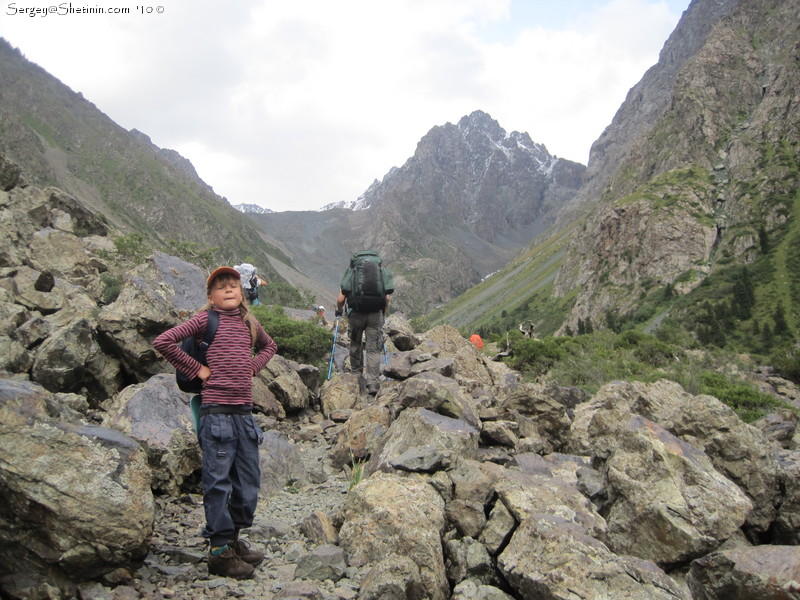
229, 539, 264, 565
208, 546, 255, 579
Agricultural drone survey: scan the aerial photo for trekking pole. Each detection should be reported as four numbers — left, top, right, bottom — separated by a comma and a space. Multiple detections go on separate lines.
327, 316, 340, 380
382, 334, 392, 381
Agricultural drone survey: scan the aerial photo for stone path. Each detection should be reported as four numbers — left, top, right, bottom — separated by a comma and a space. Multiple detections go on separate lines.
80, 420, 358, 600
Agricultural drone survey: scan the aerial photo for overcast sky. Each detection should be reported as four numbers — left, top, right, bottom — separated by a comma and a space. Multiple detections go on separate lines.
3, 0, 690, 212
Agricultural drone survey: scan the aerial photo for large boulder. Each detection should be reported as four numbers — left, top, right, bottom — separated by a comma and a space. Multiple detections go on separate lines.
339, 472, 449, 600
498, 516, 690, 600
570, 379, 780, 536
772, 449, 800, 544
260, 429, 311, 496
498, 382, 574, 450
328, 404, 392, 468
395, 372, 480, 427
588, 408, 753, 567
420, 325, 500, 386
261, 355, 314, 414
384, 312, 420, 351
494, 469, 607, 538
320, 373, 361, 417
0, 379, 155, 599
366, 407, 480, 475
102, 374, 201, 494
96, 263, 193, 380
687, 545, 800, 599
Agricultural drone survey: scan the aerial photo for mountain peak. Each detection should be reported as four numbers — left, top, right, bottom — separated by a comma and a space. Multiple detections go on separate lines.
233, 203, 273, 215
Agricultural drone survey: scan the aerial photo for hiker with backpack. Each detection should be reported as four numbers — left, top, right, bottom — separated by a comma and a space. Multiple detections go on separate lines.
152, 266, 277, 580
335, 250, 394, 395
234, 263, 265, 305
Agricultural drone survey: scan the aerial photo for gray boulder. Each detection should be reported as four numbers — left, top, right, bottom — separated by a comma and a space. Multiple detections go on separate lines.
102, 374, 201, 494
687, 545, 800, 599
498, 516, 690, 600
570, 379, 780, 536
367, 407, 480, 475
589, 409, 753, 566
0, 379, 154, 598
339, 472, 448, 600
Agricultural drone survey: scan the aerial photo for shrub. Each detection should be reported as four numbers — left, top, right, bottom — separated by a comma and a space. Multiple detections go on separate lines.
113, 233, 148, 263
698, 371, 790, 422
100, 273, 123, 304
614, 330, 678, 367
771, 342, 800, 384
261, 281, 316, 310
251, 305, 332, 366
508, 337, 566, 377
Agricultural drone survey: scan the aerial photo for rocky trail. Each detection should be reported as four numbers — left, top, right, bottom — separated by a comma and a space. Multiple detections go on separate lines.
80, 418, 358, 600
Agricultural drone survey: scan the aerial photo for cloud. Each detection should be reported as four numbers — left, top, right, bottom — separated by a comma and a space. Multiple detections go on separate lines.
3, 0, 687, 211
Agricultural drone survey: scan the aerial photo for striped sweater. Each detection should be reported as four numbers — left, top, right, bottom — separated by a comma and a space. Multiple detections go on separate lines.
153, 309, 277, 405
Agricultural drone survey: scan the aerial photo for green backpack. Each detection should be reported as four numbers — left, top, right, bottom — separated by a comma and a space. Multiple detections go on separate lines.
341, 250, 393, 312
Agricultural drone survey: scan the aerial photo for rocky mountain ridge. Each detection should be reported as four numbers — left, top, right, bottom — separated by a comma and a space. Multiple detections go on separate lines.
249, 110, 586, 315
0, 39, 307, 299
427, 0, 799, 342
552, 0, 799, 330
234, 203, 274, 215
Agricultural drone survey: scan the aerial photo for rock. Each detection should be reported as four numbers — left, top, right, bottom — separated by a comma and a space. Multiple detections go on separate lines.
498, 516, 690, 599
263, 355, 314, 414
300, 511, 338, 545
570, 379, 780, 537
395, 372, 479, 426
0, 380, 155, 597
102, 374, 201, 494
357, 555, 426, 600
500, 382, 574, 450
444, 536, 496, 587
339, 472, 448, 600
772, 449, 800, 544
328, 404, 391, 468
451, 579, 515, 600
494, 469, 607, 538
420, 325, 500, 385
260, 429, 310, 496
687, 545, 800, 599
384, 312, 420, 351
294, 544, 346, 581
445, 499, 487, 539
319, 373, 361, 417
478, 497, 516, 555
589, 409, 753, 566
366, 407, 480, 475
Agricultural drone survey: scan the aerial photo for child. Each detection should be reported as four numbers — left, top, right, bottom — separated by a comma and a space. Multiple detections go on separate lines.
153, 266, 278, 579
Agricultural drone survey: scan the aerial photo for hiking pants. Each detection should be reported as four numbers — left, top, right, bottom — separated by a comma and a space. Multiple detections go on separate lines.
198, 410, 264, 547
348, 310, 384, 391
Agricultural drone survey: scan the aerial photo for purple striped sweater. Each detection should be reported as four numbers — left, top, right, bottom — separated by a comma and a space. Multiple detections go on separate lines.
153, 309, 277, 405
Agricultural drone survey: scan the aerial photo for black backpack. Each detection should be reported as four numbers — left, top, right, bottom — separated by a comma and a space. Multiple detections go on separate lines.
342, 250, 387, 312
246, 275, 259, 302
176, 310, 219, 393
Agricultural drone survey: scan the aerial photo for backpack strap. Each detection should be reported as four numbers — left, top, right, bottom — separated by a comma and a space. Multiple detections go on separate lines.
201, 309, 220, 350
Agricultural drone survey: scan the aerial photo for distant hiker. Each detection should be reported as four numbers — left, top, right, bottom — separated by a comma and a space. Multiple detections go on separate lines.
313, 305, 328, 326
153, 266, 277, 580
519, 320, 537, 339
335, 250, 394, 395
469, 334, 484, 349
234, 263, 265, 305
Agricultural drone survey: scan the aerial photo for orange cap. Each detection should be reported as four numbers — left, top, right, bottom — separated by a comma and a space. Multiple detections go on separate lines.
207, 266, 241, 287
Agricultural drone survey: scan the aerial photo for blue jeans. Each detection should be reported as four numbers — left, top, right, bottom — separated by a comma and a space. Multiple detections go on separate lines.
198, 412, 264, 547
